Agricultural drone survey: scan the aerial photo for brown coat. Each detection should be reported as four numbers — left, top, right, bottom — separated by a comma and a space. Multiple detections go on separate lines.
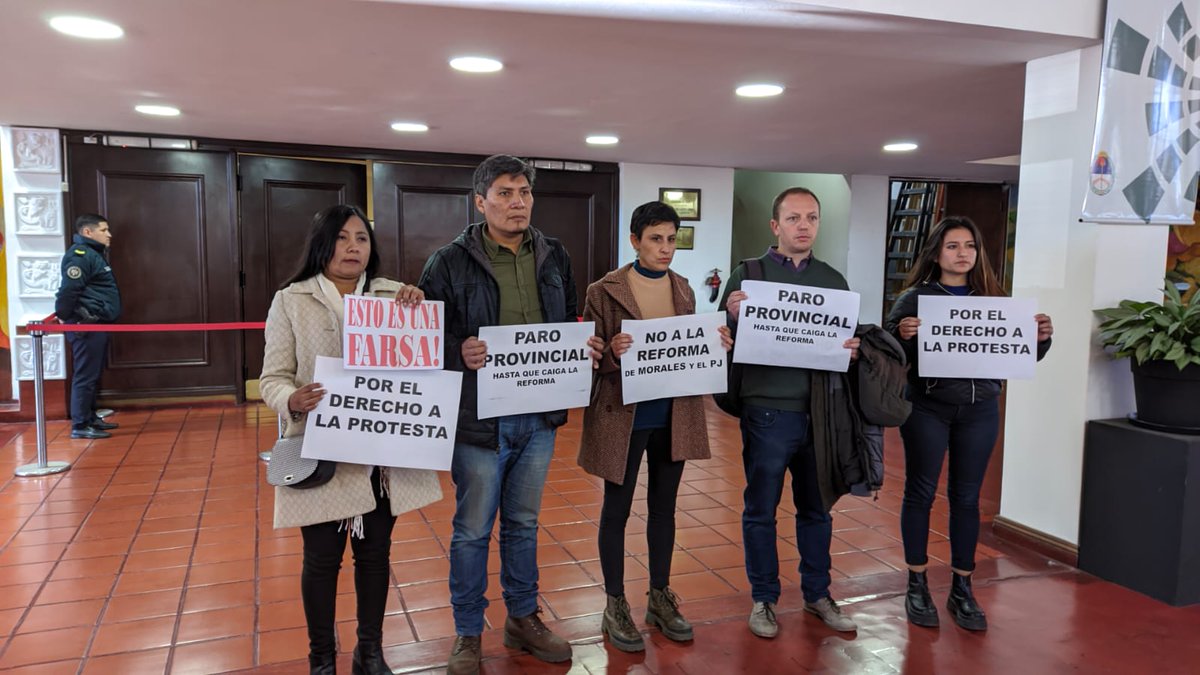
577, 265, 712, 485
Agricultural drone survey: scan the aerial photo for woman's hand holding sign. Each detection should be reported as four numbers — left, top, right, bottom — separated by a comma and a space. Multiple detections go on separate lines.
394, 283, 424, 307
896, 317, 921, 340
1035, 313, 1053, 342
288, 382, 326, 414
719, 325, 733, 352
610, 333, 634, 359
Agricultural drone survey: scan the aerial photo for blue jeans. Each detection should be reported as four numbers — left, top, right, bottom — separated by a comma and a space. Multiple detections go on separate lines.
448, 413, 556, 636
899, 395, 999, 572
740, 405, 832, 604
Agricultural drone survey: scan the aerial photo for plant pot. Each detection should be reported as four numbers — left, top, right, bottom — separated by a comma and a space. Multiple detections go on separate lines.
1130, 359, 1200, 430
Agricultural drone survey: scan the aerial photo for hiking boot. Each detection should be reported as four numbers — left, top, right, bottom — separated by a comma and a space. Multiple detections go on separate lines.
446, 635, 480, 675
646, 586, 693, 642
947, 573, 988, 631
804, 596, 858, 632
905, 570, 939, 628
601, 594, 644, 652
503, 607, 572, 663
748, 600, 778, 638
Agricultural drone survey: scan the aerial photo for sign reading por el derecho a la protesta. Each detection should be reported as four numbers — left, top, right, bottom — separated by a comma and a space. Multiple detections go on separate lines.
343, 296, 444, 369
917, 295, 1037, 380
301, 356, 462, 471
732, 280, 860, 372
620, 313, 727, 404
476, 322, 596, 419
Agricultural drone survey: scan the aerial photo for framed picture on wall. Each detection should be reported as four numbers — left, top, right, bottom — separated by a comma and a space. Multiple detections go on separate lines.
659, 187, 701, 221
675, 226, 695, 250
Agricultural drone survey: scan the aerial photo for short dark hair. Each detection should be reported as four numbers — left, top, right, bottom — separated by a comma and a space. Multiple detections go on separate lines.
282, 204, 380, 289
771, 187, 821, 222
473, 154, 536, 197
630, 201, 680, 239
74, 213, 107, 234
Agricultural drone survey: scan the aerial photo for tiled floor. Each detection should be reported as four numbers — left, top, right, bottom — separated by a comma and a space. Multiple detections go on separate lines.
0, 403, 1198, 673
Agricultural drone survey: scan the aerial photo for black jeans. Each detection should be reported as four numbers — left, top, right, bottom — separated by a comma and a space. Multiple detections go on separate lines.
66, 330, 108, 428
597, 428, 684, 597
899, 395, 1000, 572
299, 469, 396, 658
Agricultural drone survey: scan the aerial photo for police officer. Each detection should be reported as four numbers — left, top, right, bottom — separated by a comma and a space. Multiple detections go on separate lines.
55, 213, 121, 439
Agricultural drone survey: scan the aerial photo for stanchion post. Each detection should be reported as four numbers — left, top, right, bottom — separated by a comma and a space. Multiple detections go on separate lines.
15, 326, 71, 477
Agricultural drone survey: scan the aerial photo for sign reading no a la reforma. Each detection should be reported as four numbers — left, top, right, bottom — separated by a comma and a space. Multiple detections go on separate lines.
917, 296, 1038, 380
1081, 0, 1200, 224
620, 312, 727, 404
732, 280, 860, 372
476, 321, 596, 419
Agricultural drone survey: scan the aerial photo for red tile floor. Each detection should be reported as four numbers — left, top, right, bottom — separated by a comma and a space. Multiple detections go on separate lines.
1, 403, 1199, 673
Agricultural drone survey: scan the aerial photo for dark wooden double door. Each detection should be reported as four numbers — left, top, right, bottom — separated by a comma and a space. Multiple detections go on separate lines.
67, 145, 615, 400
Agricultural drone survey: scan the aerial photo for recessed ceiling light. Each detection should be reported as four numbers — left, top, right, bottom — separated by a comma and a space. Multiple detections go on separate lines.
49, 16, 124, 39
586, 135, 619, 145
390, 122, 429, 133
135, 104, 181, 117
450, 56, 503, 73
736, 83, 784, 98
883, 142, 919, 152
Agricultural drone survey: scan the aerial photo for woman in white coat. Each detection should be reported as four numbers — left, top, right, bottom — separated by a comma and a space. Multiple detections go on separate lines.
260, 204, 442, 675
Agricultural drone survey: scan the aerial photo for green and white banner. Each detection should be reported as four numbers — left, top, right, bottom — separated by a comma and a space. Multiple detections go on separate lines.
1082, 0, 1200, 224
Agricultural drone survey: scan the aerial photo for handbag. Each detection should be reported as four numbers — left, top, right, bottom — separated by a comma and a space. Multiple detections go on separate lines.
266, 435, 336, 489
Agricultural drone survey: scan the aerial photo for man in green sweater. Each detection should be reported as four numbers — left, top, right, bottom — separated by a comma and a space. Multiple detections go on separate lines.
719, 187, 860, 637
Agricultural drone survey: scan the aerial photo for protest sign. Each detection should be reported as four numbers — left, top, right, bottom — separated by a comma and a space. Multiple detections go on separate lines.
301, 356, 462, 470
620, 312, 727, 404
343, 296, 443, 370
917, 296, 1038, 380
476, 322, 596, 419
732, 280, 859, 372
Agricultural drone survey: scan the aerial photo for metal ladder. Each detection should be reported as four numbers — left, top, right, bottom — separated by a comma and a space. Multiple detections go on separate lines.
882, 181, 941, 318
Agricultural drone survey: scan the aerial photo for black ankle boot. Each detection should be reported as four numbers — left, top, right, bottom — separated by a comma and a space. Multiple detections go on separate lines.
946, 572, 988, 631
309, 652, 336, 675
905, 570, 939, 627
352, 642, 391, 675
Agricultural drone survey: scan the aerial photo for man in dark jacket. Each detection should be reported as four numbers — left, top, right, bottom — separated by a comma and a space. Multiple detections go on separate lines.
55, 213, 121, 440
720, 187, 861, 638
419, 155, 601, 674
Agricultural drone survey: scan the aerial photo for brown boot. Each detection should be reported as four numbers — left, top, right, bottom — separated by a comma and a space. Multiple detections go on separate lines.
601, 594, 645, 652
646, 586, 693, 642
503, 607, 572, 663
446, 635, 481, 675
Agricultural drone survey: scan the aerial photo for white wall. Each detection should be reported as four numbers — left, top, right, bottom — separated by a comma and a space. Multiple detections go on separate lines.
846, 175, 889, 325
618, 163, 734, 309
799, 0, 1103, 39
0, 125, 68, 398
1000, 47, 1170, 544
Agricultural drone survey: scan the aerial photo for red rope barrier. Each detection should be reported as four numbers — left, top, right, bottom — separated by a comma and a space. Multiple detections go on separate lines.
26, 321, 265, 333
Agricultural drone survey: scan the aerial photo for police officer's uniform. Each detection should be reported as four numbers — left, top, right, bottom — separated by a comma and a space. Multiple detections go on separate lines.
54, 234, 121, 433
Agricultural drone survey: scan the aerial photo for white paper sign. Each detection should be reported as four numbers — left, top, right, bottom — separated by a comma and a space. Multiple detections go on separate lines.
620, 312, 727, 404
343, 296, 444, 370
301, 356, 462, 470
476, 322, 596, 419
917, 296, 1038, 380
732, 280, 860, 372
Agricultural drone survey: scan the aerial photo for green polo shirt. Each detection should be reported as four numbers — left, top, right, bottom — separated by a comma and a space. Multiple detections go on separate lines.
482, 226, 544, 326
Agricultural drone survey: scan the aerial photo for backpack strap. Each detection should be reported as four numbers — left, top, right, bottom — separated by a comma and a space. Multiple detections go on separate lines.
742, 257, 764, 281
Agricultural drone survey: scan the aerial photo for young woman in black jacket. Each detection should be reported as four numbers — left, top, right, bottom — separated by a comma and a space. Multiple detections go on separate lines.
885, 217, 1053, 632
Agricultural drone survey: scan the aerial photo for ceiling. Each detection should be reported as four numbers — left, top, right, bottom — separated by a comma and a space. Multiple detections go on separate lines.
0, 0, 1096, 180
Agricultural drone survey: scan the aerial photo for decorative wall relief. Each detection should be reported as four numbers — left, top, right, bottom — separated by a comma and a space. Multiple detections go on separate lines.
17, 255, 61, 297
15, 334, 65, 380
14, 192, 62, 235
11, 128, 60, 174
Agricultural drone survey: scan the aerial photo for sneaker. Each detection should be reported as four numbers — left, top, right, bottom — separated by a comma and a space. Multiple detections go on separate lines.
601, 594, 644, 652
646, 586, 693, 642
446, 635, 481, 675
503, 607, 572, 663
804, 596, 858, 632
748, 600, 778, 638
95, 408, 115, 419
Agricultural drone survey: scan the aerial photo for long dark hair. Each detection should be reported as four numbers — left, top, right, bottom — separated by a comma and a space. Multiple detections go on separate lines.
282, 205, 380, 289
904, 216, 1004, 297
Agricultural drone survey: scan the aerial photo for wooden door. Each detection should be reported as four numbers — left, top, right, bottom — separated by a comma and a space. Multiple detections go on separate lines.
67, 144, 241, 399
238, 155, 367, 383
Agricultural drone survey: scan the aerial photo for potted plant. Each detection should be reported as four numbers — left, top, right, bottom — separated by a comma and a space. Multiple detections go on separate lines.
1096, 279, 1200, 432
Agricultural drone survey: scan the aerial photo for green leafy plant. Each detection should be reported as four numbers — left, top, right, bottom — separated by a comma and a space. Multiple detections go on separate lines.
1096, 280, 1200, 370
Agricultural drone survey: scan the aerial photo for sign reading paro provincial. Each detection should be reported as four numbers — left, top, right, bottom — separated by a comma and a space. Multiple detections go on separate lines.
733, 280, 860, 372
476, 322, 596, 419
917, 296, 1038, 380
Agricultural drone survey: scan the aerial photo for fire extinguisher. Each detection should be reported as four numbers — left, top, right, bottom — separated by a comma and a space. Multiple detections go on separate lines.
705, 268, 723, 303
